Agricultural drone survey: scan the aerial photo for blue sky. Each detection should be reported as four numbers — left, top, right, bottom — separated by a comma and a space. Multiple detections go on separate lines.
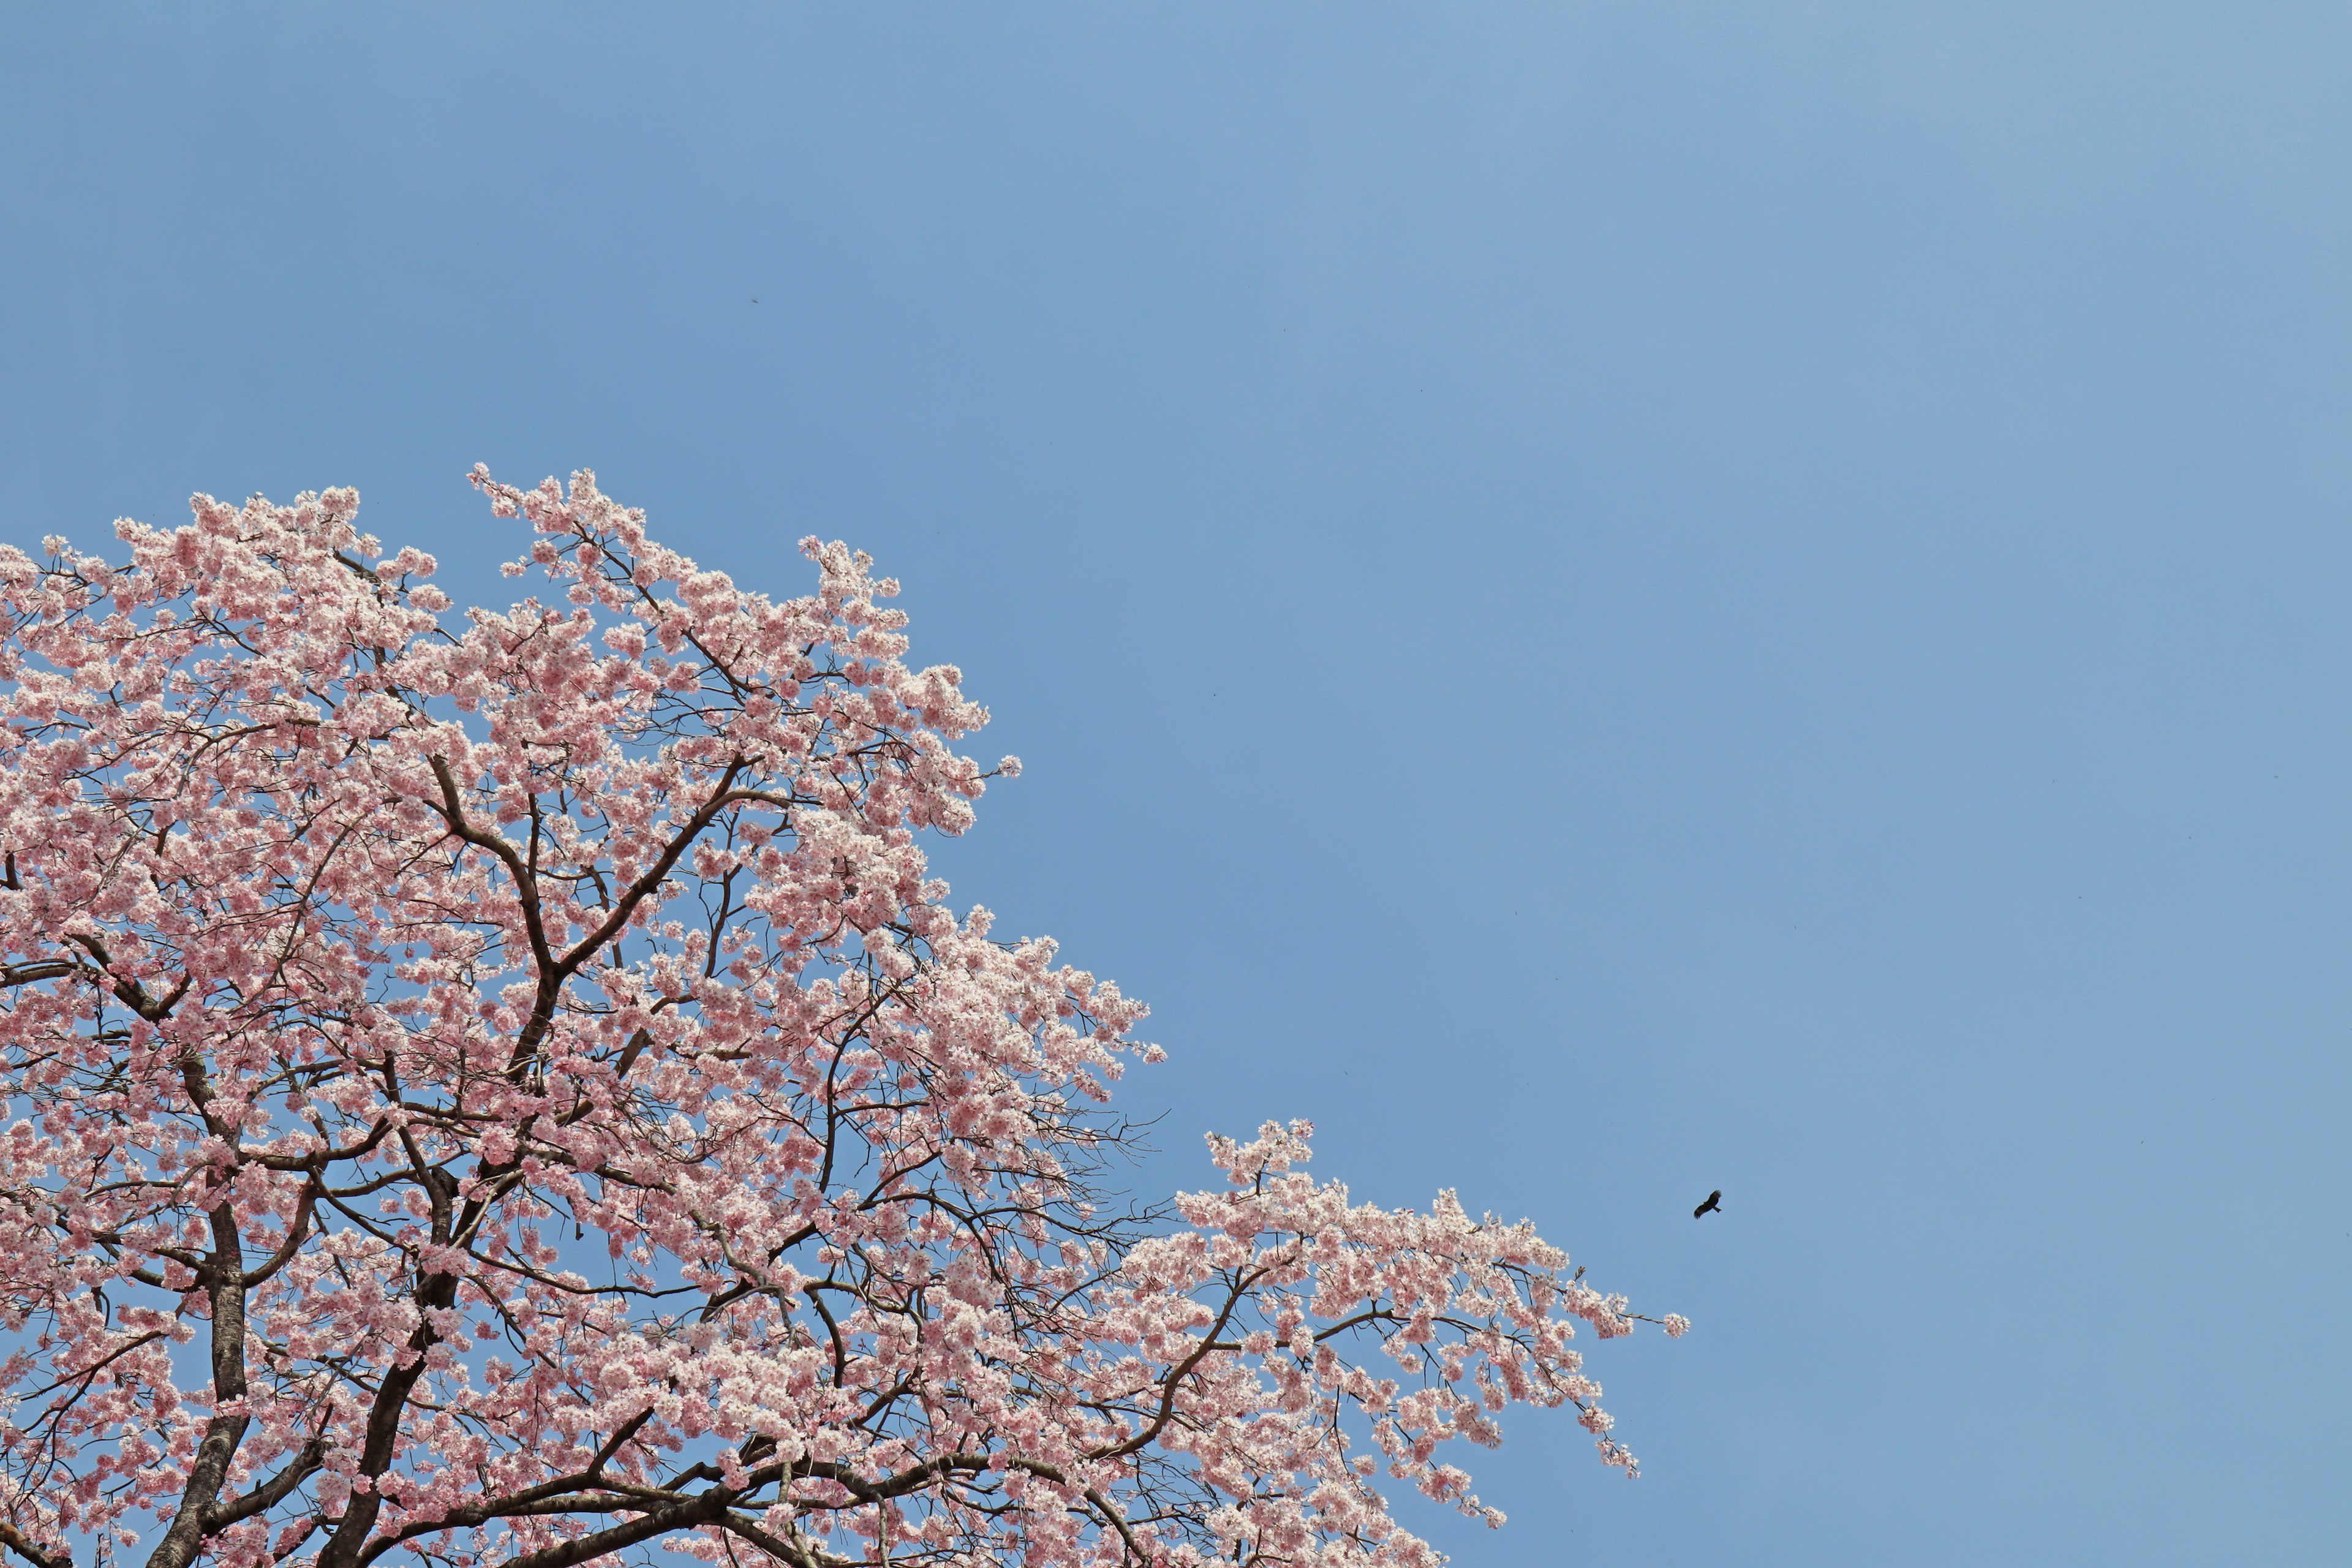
5, 5, 2348, 1563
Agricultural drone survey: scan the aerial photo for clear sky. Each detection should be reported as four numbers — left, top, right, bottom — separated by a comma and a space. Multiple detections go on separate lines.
4, 5, 2348, 1563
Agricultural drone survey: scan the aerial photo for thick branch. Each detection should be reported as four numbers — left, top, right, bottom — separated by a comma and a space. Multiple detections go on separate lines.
203, 1438, 326, 1529
556, 758, 746, 975
1091, 1270, 1260, 1460
142, 1188, 251, 1568
497, 1492, 730, 1568
425, 755, 555, 981
0, 1523, 72, 1568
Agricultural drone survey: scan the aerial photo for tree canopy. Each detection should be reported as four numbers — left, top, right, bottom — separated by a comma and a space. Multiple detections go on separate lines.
0, 471, 1683, 1568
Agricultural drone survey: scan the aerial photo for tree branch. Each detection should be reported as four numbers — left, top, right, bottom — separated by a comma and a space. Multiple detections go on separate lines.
0, 1522, 72, 1568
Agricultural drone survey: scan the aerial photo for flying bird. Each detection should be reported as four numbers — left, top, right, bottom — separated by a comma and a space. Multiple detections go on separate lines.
1692, 1190, 1722, 1219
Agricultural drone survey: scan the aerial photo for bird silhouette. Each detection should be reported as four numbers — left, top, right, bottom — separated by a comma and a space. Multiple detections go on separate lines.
1692, 1190, 1722, 1219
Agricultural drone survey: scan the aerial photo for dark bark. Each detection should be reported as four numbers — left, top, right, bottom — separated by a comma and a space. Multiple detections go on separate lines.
141, 1202, 247, 1568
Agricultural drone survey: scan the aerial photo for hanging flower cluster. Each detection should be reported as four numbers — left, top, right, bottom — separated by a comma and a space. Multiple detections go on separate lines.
0, 470, 1681, 1568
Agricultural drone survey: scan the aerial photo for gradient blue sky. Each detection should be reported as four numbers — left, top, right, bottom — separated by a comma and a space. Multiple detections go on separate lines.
5, 6, 2348, 1564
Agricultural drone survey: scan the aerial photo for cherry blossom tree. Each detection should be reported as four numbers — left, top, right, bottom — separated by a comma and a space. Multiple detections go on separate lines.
0, 470, 1685, 1568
